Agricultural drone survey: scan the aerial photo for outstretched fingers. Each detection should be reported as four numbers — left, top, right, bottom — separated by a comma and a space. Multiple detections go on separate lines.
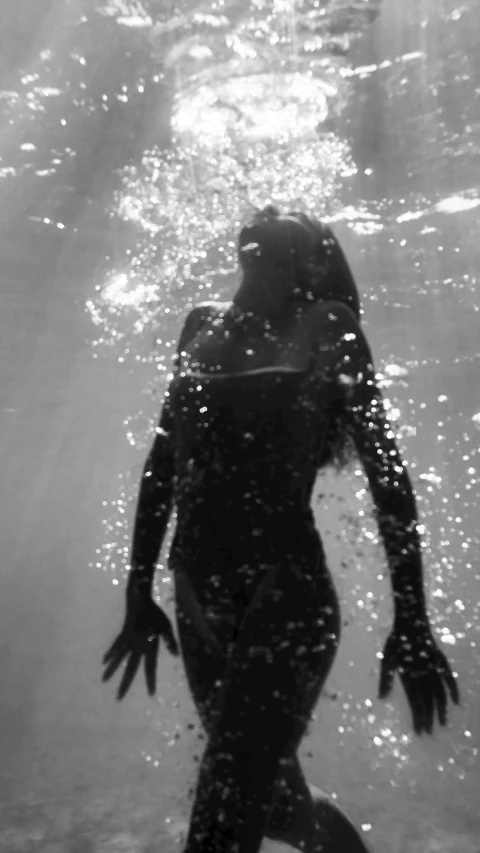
162, 620, 180, 657
377, 633, 460, 735
103, 608, 181, 701
403, 666, 458, 735
378, 654, 395, 700
442, 661, 460, 706
401, 673, 431, 735
431, 673, 448, 727
421, 676, 435, 733
144, 634, 160, 696
116, 649, 142, 701
102, 633, 126, 668
102, 636, 130, 683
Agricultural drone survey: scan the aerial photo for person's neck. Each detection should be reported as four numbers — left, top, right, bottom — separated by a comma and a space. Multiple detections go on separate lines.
231, 279, 305, 331
229, 300, 295, 335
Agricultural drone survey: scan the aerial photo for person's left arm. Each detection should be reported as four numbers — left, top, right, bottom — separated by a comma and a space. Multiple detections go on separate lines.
317, 301, 459, 734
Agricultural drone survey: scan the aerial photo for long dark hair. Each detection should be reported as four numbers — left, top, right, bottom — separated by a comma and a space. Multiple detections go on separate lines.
286, 212, 360, 469
288, 212, 362, 320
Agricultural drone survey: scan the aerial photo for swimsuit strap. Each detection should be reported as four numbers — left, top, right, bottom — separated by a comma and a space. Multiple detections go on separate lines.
187, 366, 306, 379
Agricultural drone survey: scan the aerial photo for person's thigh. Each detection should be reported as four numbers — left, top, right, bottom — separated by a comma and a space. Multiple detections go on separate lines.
213, 545, 340, 756
175, 584, 235, 734
174, 532, 339, 746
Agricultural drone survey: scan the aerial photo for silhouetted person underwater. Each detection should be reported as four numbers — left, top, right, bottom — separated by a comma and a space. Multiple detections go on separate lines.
103, 205, 459, 853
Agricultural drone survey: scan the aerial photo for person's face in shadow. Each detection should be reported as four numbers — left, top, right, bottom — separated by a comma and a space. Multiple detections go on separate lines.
238, 209, 312, 305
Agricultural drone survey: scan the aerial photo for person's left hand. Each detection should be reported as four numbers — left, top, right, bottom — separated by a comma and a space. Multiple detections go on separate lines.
102, 591, 179, 700
378, 618, 460, 735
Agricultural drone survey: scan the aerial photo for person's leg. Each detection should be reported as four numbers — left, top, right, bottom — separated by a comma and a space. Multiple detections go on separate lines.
180, 551, 340, 853
268, 761, 371, 853
260, 561, 370, 853
176, 553, 369, 853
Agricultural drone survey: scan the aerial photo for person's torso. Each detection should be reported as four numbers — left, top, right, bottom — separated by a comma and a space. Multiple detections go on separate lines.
168, 300, 350, 559
170, 366, 334, 539
177, 300, 320, 376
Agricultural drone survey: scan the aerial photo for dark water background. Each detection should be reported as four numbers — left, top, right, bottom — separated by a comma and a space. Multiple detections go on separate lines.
0, 1, 479, 851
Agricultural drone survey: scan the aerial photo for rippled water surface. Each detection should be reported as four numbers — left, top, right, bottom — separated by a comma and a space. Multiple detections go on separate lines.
1, 1, 479, 851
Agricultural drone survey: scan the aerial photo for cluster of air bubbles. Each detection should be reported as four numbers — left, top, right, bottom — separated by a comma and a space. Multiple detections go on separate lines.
85, 133, 356, 361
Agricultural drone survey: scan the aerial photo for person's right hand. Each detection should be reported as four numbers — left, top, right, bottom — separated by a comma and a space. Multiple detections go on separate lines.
102, 590, 179, 701
378, 618, 460, 735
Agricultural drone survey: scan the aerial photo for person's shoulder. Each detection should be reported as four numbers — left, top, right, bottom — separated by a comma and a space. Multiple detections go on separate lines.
185, 300, 230, 325
190, 300, 231, 314
180, 301, 230, 342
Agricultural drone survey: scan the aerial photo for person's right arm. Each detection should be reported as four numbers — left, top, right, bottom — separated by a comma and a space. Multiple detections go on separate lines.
127, 302, 216, 599
102, 303, 219, 698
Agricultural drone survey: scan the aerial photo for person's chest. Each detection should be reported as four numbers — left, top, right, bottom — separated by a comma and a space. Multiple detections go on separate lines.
179, 308, 317, 376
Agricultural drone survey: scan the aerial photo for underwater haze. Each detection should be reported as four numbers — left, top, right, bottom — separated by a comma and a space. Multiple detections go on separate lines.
0, 1, 479, 851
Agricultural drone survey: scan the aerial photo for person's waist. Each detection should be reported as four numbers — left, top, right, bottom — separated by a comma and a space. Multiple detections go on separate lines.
174, 502, 316, 546
177, 492, 313, 518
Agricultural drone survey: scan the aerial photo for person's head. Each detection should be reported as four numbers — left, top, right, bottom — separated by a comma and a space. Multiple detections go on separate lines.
237, 206, 311, 303
236, 205, 361, 319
